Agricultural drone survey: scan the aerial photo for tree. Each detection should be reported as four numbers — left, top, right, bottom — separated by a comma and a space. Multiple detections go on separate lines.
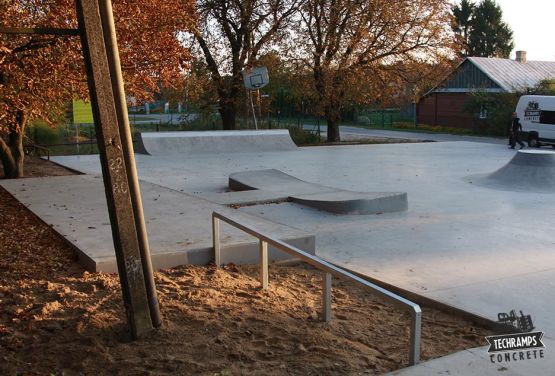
533, 79, 555, 95
0, 0, 195, 178
464, 91, 518, 136
451, 0, 514, 58
294, 0, 456, 142
193, 0, 299, 130
469, 0, 513, 57
451, 0, 475, 56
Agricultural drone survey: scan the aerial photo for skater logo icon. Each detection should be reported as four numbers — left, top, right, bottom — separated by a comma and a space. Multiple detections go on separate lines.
525, 100, 541, 122
486, 332, 545, 364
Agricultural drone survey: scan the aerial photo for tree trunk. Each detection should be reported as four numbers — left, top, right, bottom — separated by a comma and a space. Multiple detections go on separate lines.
219, 103, 237, 130
326, 118, 340, 142
325, 104, 341, 142
217, 81, 241, 130
0, 110, 26, 178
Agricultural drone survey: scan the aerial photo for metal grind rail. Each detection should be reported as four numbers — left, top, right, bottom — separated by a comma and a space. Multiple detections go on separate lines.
212, 210, 422, 365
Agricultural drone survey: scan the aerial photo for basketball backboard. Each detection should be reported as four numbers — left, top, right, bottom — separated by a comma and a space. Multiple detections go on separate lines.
242, 66, 269, 90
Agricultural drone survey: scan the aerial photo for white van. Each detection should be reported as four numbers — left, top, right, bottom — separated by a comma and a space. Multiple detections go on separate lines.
516, 95, 555, 147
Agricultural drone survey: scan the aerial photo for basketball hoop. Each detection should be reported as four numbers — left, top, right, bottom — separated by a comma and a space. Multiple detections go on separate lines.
242, 66, 269, 90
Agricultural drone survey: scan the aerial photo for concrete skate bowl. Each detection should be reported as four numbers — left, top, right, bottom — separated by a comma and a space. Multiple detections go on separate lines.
472, 150, 555, 193
135, 130, 297, 156
228, 169, 408, 215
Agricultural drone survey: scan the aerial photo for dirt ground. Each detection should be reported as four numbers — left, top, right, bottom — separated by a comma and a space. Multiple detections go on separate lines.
0, 156, 76, 178
0, 159, 494, 375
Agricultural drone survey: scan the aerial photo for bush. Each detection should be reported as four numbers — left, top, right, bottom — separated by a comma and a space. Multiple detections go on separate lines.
288, 127, 320, 145
28, 121, 62, 145
463, 92, 519, 136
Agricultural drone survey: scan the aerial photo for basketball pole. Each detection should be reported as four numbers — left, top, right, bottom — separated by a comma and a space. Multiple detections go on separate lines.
250, 89, 258, 130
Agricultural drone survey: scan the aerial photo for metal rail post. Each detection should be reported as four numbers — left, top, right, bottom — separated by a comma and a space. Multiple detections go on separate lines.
409, 307, 422, 365
322, 272, 332, 322
213, 216, 221, 267
259, 240, 268, 289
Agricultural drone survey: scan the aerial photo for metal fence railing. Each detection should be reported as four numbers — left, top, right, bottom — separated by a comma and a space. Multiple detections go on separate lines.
212, 210, 422, 365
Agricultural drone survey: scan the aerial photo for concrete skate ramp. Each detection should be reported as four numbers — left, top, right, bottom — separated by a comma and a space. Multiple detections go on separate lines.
135, 130, 297, 155
228, 169, 407, 214
474, 150, 555, 193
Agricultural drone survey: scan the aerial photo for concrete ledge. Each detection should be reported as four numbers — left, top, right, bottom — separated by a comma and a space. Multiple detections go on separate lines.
228, 169, 408, 214
0, 175, 315, 273
291, 191, 408, 214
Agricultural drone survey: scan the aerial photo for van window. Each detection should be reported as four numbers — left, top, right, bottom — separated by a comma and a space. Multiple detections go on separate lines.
540, 111, 555, 125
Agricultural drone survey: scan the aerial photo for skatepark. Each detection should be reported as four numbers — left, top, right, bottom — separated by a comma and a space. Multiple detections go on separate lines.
2, 129, 555, 373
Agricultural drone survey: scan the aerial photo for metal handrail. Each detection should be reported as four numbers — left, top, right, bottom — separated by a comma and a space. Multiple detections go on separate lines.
212, 210, 421, 365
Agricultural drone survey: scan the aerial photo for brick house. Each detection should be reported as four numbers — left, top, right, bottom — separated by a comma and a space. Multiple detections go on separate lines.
417, 52, 555, 129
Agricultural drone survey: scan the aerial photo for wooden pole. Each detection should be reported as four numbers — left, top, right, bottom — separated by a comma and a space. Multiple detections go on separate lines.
76, 0, 153, 338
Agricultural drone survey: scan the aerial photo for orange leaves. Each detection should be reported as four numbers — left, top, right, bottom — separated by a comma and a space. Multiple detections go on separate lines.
1, 0, 196, 137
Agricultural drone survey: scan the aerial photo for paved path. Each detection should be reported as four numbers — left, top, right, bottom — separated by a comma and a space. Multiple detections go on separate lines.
305, 125, 507, 144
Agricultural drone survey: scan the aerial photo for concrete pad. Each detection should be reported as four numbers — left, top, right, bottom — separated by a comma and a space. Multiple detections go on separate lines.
389, 338, 555, 375
229, 169, 328, 192
135, 130, 297, 155
47, 140, 555, 344
229, 169, 408, 214
0, 175, 315, 272
197, 190, 290, 206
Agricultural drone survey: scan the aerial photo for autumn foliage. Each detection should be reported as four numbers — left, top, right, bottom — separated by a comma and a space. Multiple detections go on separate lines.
0, 0, 196, 177
291, 0, 456, 141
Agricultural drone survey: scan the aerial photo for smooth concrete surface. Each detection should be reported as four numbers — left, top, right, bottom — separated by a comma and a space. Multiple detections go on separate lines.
135, 130, 297, 155
37, 139, 555, 355
229, 169, 408, 214
388, 338, 554, 375
0, 175, 315, 272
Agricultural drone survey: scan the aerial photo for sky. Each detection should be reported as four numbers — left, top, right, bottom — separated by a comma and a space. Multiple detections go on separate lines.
488, 0, 555, 61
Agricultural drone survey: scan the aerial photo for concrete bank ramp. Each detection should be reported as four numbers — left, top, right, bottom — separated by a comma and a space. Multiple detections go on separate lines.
473, 150, 555, 193
225, 169, 408, 215
135, 130, 297, 156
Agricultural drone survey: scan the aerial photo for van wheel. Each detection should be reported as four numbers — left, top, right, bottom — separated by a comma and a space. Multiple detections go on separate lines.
528, 136, 540, 148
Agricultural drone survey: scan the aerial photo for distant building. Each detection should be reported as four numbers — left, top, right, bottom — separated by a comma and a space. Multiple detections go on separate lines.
417, 52, 555, 129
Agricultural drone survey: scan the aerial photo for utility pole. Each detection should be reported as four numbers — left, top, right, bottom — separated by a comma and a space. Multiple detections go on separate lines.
76, 0, 160, 337
2, 0, 162, 339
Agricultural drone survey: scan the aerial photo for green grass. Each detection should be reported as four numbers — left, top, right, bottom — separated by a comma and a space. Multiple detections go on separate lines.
47, 143, 100, 156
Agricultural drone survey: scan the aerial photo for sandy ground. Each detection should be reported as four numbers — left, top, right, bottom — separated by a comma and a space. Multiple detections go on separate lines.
0, 158, 494, 375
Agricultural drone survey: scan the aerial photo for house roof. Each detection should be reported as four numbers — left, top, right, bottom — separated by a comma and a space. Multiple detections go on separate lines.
427, 57, 555, 96
468, 57, 555, 92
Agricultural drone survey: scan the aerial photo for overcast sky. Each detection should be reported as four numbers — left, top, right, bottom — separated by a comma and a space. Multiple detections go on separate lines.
486, 0, 555, 61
